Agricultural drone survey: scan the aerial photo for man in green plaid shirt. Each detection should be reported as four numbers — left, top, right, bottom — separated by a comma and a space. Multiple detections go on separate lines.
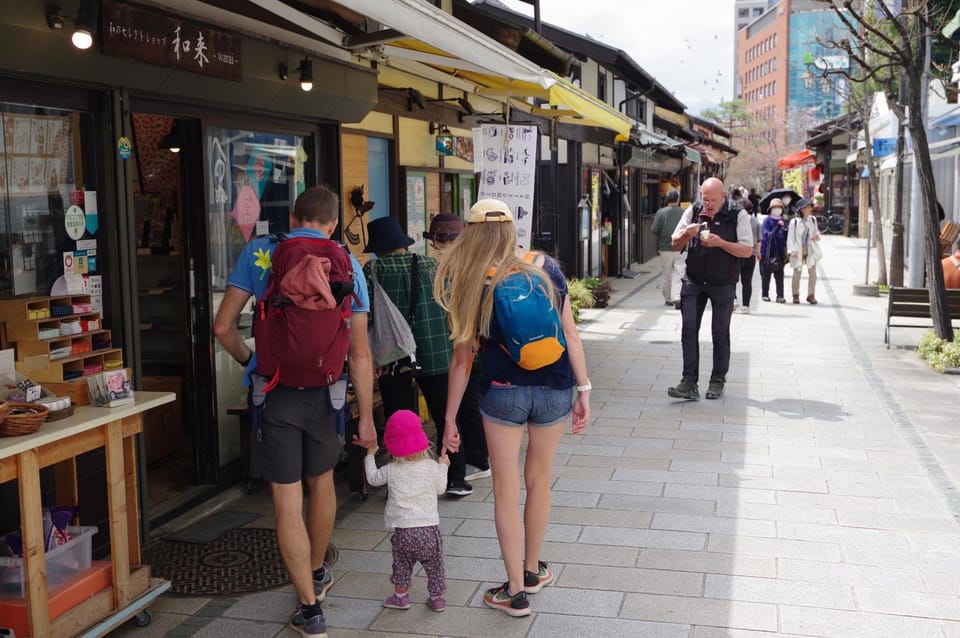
363, 217, 472, 496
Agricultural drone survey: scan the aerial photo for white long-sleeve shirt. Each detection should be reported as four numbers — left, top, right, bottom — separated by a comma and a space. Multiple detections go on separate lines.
364, 455, 448, 529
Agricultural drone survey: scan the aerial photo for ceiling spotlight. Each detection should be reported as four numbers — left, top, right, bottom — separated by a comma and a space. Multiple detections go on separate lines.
159, 122, 182, 153
71, 0, 99, 50
298, 57, 313, 92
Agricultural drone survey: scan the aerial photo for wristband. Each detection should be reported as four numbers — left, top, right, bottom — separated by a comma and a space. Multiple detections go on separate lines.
575, 382, 592, 392
238, 353, 252, 368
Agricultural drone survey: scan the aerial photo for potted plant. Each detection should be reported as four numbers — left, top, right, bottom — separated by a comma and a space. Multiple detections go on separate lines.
582, 277, 614, 308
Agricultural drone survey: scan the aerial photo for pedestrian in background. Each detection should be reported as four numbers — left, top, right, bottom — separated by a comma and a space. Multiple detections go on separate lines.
435, 199, 591, 618
737, 203, 761, 314
760, 198, 788, 303
650, 189, 685, 307
363, 409, 450, 613
424, 214, 490, 481
668, 178, 754, 401
787, 198, 822, 304
363, 217, 472, 497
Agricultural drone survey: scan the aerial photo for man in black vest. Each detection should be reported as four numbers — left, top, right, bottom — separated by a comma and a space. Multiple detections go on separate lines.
667, 178, 754, 400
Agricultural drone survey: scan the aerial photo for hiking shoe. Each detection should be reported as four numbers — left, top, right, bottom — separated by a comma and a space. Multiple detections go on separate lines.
290, 601, 327, 637
667, 380, 699, 400
464, 464, 492, 481
738, 306, 750, 315
776, 297, 786, 304
484, 583, 530, 617
762, 296, 771, 302
428, 596, 446, 612
792, 295, 800, 304
807, 295, 818, 305
664, 300, 674, 306
313, 563, 333, 600
383, 593, 411, 610
446, 480, 474, 497
706, 377, 725, 400
523, 561, 554, 594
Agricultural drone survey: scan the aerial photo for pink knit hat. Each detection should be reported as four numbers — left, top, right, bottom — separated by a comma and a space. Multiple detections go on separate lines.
383, 410, 430, 458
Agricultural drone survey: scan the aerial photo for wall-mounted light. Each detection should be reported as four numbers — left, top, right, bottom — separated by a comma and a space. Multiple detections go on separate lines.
46, 0, 100, 51
298, 57, 313, 92
429, 124, 454, 156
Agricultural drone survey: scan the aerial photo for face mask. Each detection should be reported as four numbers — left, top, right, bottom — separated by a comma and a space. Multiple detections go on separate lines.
770, 208, 782, 218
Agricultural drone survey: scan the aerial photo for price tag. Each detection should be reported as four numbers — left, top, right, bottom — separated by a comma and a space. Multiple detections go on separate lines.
26, 385, 42, 402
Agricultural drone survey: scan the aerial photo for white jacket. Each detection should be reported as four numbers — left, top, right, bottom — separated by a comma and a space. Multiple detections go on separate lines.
786, 215, 822, 269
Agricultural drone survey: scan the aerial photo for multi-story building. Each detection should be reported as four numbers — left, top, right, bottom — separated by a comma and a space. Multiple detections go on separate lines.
736, 0, 851, 150
734, 0, 778, 98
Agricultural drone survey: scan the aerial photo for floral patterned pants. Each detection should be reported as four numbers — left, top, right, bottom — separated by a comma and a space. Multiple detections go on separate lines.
390, 525, 446, 597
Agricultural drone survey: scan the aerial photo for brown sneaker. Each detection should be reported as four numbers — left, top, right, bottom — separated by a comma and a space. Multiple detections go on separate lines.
792, 295, 800, 304
806, 295, 818, 305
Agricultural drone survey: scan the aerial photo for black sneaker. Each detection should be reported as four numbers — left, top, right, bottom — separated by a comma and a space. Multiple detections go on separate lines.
313, 563, 333, 600
762, 296, 771, 302
446, 480, 473, 497
523, 561, 554, 593
706, 377, 725, 400
667, 380, 699, 400
483, 582, 530, 617
290, 600, 327, 637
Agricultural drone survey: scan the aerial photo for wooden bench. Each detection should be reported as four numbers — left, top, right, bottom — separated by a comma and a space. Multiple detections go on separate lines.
885, 287, 960, 348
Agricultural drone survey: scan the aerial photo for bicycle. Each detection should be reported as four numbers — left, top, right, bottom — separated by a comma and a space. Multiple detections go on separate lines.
827, 212, 845, 234
814, 213, 829, 234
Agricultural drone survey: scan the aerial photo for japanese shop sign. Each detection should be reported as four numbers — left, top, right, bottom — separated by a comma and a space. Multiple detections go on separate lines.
101, 0, 242, 82
476, 125, 537, 249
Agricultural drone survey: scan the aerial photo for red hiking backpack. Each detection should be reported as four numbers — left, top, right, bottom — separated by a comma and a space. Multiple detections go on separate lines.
255, 235, 356, 390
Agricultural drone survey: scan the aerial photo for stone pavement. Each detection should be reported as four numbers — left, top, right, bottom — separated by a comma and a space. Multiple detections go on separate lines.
110, 236, 960, 638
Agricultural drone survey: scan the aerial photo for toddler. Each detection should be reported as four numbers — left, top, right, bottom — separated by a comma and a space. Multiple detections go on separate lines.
363, 409, 450, 612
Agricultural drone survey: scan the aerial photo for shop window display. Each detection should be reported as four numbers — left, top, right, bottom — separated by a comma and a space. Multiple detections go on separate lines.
0, 103, 98, 298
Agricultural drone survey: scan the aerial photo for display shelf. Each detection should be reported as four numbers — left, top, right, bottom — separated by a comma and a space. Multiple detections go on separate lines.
16, 348, 123, 384
0, 295, 93, 322
14, 330, 112, 360
4, 313, 103, 347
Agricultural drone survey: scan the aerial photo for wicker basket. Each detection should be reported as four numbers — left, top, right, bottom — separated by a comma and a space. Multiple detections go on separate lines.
0, 402, 49, 437
45, 404, 76, 422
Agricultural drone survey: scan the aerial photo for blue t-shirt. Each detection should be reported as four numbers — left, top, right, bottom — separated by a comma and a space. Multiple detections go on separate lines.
479, 256, 575, 392
226, 228, 369, 383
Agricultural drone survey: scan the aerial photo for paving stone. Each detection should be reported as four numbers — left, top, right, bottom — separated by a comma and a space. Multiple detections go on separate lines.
106, 611, 191, 638
718, 475, 829, 493
663, 484, 777, 504
707, 535, 841, 561
704, 573, 855, 609
540, 540, 639, 567
436, 500, 495, 519
452, 518, 581, 542
619, 593, 778, 632
776, 521, 911, 550
636, 549, 776, 578
151, 595, 211, 616
855, 587, 960, 621
331, 528, 389, 550
599, 493, 716, 516
613, 468, 719, 486
552, 477, 663, 496
565, 454, 672, 470
651, 513, 776, 537
674, 440, 770, 455
669, 460, 773, 477
550, 465, 615, 480
634, 427, 723, 442
190, 618, 283, 638
779, 604, 947, 638
775, 491, 900, 513
222, 591, 295, 622
529, 613, 690, 638
905, 531, 960, 554
579, 525, 706, 550
368, 604, 532, 637
922, 570, 960, 595
558, 563, 703, 596
323, 595, 393, 629
778, 557, 925, 590
715, 502, 837, 525
548, 505, 653, 528
692, 628, 810, 638
442, 534, 505, 558
623, 446, 723, 463
330, 571, 478, 606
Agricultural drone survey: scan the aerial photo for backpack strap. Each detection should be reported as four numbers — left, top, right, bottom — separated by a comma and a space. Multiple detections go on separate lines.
407, 253, 419, 327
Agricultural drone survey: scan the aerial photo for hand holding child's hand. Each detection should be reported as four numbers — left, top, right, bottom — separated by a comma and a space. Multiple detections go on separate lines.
438, 446, 451, 466
366, 442, 379, 455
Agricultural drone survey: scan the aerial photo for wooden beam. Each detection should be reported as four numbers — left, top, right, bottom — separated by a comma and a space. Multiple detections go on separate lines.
18, 449, 49, 637
344, 28, 404, 49
124, 433, 141, 565
54, 458, 79, 510
105, 420, 131, 607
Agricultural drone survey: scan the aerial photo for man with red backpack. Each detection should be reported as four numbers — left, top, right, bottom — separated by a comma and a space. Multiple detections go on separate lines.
214, 185, 375, 637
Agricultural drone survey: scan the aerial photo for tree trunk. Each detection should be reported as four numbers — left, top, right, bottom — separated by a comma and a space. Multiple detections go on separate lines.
904, 92, 953, 340
860, 118, 888, 286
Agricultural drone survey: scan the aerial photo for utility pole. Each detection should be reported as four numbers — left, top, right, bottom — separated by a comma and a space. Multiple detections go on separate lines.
890, 77, 906, 287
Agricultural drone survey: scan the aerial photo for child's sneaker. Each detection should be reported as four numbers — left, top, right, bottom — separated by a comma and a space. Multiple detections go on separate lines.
427, 595, 446, 612
313, 563, 333, 601
523, 561, 553, 594
483, 582, 530, 617
383, 592, 411, 610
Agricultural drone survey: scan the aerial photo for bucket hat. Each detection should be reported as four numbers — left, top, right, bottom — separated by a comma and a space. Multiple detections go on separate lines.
795, 197, 814, 212
383, 409, 430, 458
423, 213, 465, 242
363, 217, 414, 254
466, 199, 513, 223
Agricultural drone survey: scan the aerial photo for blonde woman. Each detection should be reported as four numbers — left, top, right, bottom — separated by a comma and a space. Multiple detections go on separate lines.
786, 197, 822, 304
434, 199, 591, 617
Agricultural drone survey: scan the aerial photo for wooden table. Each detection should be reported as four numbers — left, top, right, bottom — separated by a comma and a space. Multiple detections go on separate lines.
0, 391, 175, 638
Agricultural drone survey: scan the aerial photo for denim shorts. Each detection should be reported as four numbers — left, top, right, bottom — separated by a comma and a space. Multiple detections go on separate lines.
480, 385, 575, 427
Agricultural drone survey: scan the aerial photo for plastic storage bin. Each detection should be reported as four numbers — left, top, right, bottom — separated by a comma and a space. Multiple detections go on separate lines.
0, 526, 97, 597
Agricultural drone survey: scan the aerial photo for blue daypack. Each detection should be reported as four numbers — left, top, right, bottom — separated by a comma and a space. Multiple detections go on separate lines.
490, 252, 566, 370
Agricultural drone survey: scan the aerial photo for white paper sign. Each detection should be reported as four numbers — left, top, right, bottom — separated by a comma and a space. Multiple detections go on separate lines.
76, 239, 97, 251
476, 125, 538, 249
255, 220, 269, 236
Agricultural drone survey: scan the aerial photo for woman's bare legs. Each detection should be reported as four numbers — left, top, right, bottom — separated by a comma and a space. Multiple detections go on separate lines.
522, 421, 565, 571
484, 417, 525, 594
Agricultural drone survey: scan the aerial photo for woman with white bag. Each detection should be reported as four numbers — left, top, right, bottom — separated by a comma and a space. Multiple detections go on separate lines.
786, 197, 822, 304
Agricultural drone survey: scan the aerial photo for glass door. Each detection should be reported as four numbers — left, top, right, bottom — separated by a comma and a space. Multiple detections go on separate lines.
203, 126, 312, 474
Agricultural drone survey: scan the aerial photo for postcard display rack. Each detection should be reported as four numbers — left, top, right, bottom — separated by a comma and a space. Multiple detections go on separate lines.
0, 295, 122, 406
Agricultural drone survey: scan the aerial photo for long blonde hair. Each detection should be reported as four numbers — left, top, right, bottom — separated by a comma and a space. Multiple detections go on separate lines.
434, 220, 556, 347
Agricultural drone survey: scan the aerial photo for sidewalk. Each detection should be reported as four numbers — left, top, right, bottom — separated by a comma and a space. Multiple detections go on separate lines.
111, 238, 960, 638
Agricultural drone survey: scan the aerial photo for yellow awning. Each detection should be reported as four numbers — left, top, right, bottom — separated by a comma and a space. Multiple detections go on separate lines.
381, 36, 632, 139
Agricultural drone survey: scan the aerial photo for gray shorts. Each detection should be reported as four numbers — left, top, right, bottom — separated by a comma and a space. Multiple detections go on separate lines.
251, 386, 342, 484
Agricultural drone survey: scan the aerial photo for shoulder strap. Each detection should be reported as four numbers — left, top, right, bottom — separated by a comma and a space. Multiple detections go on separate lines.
486, 250, 541, 281
407, 253, 419, 326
